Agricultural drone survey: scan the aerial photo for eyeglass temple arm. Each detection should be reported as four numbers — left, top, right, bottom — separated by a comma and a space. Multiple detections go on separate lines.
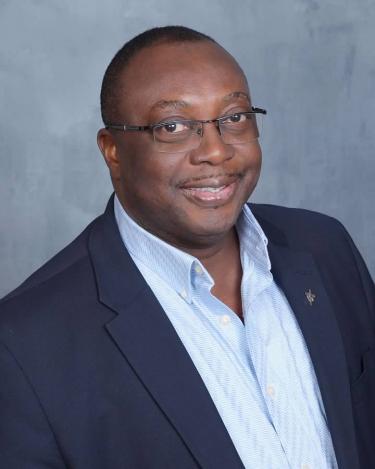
252, 107, 267, 115
105, 124, 151, 131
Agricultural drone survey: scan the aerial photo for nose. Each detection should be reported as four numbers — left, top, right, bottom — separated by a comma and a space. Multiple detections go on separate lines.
189, 121, 234, 166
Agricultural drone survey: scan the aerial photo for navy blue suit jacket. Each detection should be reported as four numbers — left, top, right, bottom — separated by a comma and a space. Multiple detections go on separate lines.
1, 197, 374, 468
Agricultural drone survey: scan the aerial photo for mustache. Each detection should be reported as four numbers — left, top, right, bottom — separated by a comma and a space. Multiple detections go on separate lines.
176, 171, 244, 187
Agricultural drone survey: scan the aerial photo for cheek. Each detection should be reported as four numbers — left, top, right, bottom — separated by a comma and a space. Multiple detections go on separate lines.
246, 141, 262, 167
250, 151, 262, 181
235, 146, 262, 203
240, 144, 262, 181
120, 152, 180, 205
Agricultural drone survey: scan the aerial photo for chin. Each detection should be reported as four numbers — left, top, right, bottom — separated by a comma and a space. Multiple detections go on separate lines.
186, 207, 239, 238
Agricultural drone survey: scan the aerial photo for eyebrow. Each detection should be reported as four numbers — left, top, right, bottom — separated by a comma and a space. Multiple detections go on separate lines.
223, 91, 250, 102
151, 100, 189, 111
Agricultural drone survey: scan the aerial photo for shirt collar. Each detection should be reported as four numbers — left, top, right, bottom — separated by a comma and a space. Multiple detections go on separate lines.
114, 195, 271, 302
237, 204, 271, 272
114, 195, 200, 303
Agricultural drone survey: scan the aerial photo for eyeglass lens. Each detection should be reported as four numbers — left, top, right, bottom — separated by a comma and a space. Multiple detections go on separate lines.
153, 113, 263, 153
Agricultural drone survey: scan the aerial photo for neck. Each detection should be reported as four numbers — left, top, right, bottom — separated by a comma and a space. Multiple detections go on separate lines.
193, 227, 243, 319
185, 227, 240, 275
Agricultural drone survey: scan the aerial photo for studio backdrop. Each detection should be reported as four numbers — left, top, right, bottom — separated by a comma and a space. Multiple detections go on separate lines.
0, 0, 374, 297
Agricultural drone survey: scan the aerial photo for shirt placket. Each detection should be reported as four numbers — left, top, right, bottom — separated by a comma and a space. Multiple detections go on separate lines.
246, 277, 337, 469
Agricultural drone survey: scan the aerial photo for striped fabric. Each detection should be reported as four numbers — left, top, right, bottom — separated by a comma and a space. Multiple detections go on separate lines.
114, 196, 338, 469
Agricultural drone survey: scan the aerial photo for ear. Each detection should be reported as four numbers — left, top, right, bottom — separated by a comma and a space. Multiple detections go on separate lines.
97, 128, 122, 181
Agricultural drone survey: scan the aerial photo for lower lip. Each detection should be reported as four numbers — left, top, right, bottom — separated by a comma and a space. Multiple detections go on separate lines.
180, 181, 237, 207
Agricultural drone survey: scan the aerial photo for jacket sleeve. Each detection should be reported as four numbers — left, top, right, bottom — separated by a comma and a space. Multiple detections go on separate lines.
0, 342, 67, 468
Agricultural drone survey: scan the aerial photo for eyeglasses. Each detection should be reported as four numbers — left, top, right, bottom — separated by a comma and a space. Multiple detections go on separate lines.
105, 106, 267, 153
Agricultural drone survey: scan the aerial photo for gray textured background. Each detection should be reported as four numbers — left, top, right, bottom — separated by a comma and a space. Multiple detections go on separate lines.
1, 0, 374, 297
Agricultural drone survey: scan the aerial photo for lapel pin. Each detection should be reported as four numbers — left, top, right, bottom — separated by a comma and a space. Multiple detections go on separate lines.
305, 289, 316, 306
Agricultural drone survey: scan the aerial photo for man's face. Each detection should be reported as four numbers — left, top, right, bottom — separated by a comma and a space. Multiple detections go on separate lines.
99, 40, 262, 249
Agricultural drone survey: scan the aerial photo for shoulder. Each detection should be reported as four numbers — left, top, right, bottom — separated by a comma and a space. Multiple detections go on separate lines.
0, 216, 105, 340
249, 202, 364, 285
249, 202, 349, 248
250, 202, 344, 232
1, 219, 95, 304
250, 202, 374, 316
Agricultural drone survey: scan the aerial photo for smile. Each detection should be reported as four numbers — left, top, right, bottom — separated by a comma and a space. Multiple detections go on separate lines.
180, 181, 237, 205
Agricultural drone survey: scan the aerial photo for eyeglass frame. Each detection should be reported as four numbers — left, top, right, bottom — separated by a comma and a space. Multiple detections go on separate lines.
104, 106, 267, 137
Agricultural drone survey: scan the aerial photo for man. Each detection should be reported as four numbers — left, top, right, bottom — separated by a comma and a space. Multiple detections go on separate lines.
0, 26, 374, 469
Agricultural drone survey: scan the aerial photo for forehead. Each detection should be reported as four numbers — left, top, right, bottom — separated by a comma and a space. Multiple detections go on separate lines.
117, 41, 249, 119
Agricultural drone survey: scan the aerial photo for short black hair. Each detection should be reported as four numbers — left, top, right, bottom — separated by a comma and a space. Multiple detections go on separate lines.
100, 26, 216, 124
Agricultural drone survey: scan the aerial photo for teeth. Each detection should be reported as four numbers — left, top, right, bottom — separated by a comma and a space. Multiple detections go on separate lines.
190, 186, 225, 192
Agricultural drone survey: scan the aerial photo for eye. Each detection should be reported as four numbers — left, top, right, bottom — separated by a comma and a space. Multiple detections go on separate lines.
160, 121, 190, 133
226, 112, 247, 123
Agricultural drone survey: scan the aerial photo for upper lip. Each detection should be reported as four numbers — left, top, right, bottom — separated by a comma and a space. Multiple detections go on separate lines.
178, 174, 240, 189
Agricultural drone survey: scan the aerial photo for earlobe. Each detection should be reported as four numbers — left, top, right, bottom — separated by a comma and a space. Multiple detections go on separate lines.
97, 129, 122, 180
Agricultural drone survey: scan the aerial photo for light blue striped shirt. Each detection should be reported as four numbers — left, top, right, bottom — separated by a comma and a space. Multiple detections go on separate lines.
114, 195, 338, 469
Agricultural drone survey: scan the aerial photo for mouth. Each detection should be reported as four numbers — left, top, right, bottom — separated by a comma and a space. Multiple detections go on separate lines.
179, 176, 240, 207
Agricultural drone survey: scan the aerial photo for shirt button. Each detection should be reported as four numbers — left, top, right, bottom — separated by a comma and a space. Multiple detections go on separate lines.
301, 465, 310, 469
194, 264, 203, 275
219, 315, 231, 325
266, 385, 275, 398
180, 289, 188, 300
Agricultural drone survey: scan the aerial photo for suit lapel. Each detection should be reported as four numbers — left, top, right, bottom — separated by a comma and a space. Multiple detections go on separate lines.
88, 198, 244, 469
267, 241, 360, 469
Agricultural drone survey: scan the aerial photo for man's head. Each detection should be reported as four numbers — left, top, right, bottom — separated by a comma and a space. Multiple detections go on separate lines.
97, 26, 262, 250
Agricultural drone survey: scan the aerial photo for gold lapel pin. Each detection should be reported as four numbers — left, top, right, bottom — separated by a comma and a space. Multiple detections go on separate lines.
305, 289, 316, 306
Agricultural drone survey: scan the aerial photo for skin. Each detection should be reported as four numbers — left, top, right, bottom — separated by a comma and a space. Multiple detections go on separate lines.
97, 40, 262, 318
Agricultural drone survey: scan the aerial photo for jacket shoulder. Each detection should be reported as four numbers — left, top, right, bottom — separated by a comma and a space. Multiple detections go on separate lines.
250, 202, 343, 229
252, 201, 374, 315
249, 203, 348, 245
0, 217, 98, 304
0, 215, 109, 352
